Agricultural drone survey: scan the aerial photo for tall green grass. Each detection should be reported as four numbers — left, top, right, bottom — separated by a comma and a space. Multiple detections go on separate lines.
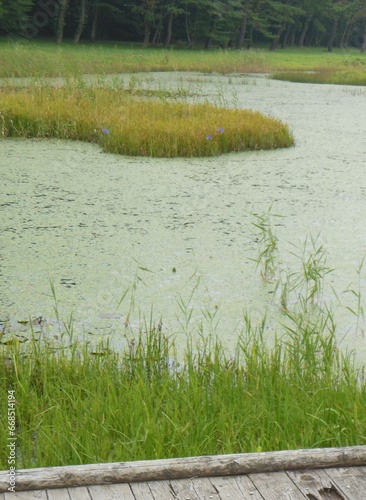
0, 85, 293, 157
272, 69, 366, 86
1, 305, 365, 470
0, 41, 365, 78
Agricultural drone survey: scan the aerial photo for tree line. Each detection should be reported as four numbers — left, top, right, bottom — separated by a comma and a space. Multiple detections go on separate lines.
1, 0, 366, 51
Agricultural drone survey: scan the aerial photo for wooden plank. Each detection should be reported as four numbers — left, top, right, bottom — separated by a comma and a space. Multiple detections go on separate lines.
287, 469, 344, 499
2, 446, 366, 492
249, 471, 307, 500
147, 480, 176, 500
168, 478, 201, 499
234, 475, 265, 499
324, 467, 366, 500
210, 475, 264, 499
87, 483, 135, 500
189, 477, 220, 499
67, 487, 91, 500
46, 489, 71, 500
128, 481, 155, 500
3, 491, 47, 499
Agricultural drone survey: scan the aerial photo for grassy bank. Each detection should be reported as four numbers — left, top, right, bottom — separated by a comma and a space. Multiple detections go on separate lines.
272, 69, 366, 86
0, 85, 293, 157
0, 41, 365, 79
1, 308, 365, 469
3, 40, 366, 156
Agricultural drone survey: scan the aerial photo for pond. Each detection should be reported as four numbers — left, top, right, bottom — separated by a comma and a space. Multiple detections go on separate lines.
1, 73, 366, 356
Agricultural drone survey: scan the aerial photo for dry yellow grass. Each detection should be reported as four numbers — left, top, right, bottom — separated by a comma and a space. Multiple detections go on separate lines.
0, 87, 293, 157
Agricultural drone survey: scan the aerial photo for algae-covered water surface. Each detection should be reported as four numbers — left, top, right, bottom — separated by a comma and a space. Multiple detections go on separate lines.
1, 73, 366, 356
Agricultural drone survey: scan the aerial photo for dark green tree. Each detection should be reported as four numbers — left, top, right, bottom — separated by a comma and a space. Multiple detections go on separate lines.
131, 0, 160, 46
297, 0, 324, 47
266, 0, 304, 50
73, 0, 88, 43
90, 1, 138, 42
0, 0, 34, 33
236, 0, 251, 49
338, 0, 366, 48
324, 0, 350, 51
162, 0, 185, 48
183, 0, 222, 48
55, 0, 69, 43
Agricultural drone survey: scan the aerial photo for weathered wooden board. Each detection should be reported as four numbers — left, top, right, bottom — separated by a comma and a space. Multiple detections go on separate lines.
325, 467, 366, 500
66, 487, 91, 500
234, 475, 265, 499
287, 469, 343, 499
249, 471, 307, 500
146, 479, 176, 499
188, 477, 221, 499
3, 490, 47, 499
2, 467, 366, 500
210, 475, 263, 499
128, 481, 155, 500
168, 478, 201, 499
1, 446, 365, 492
45, 488, 71, 500
88, 483, 135, 500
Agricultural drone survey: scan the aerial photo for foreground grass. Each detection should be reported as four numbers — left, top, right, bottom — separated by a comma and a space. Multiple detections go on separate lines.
1, 213, 365, 469
1, 309, 366, 469
0, 86, 293, 157
0, 40, 365, 78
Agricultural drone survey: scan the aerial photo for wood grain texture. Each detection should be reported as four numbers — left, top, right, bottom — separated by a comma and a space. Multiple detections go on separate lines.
324, 467, 366, 500
67, 487, 92, 500
128, 482, 155, 500
235, 475, 266, 499
249, 471, 307, 500
3, 491, 47, 499
88, 483, 135, 500
1, 446, 365, 492
210, 475, 263, 499
147, 480, 176, 500
45, 488, 71, 500
287, 469, 343, 499
169, 478, 201, 499
1, 467, 366, 499
188, 477, 220, 499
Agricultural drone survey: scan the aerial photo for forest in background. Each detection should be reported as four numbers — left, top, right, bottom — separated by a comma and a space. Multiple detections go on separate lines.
1, 0, 366, 51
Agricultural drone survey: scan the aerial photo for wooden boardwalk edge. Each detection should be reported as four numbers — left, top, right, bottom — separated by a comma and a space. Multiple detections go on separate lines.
1, 445, 366, 493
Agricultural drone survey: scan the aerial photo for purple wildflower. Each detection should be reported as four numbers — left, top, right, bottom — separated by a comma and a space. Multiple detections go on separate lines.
206, 135, 213, 141
102, 128, 109, 135
218, 127, 225, 134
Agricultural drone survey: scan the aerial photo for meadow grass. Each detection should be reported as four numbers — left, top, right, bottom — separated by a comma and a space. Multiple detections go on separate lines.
1, 303, 365, 469
0, 85, 293, 157
2, 39, 365, 157
0, 40, 365, 78
271, 69, 366, 86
